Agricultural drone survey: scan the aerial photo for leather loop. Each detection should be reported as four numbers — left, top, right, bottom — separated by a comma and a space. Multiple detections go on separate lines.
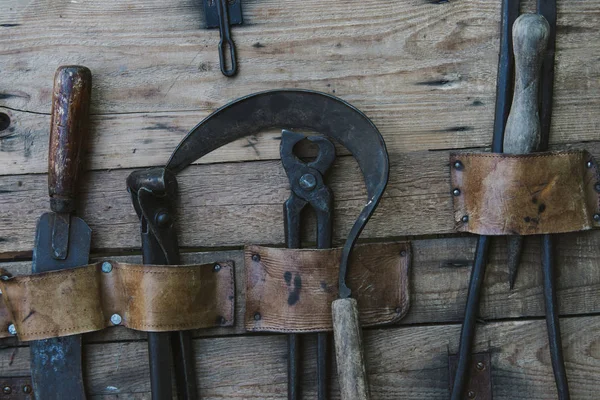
0, 261, 234, 341
245, 242, 410, 332
450, 150, 600, 235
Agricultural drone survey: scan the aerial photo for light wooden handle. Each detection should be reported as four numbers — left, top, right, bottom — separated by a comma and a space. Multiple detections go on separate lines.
503, 14, 550, 154
332, 298, 370, 400
48, 65, 92, 213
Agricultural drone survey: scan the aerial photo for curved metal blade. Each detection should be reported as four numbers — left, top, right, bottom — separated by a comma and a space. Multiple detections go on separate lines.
166, 90, 389, 298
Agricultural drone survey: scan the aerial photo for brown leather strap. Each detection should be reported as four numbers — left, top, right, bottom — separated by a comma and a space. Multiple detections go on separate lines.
450, 150, 600, 235
245, 242, 410, 332
0, 261, 234, 341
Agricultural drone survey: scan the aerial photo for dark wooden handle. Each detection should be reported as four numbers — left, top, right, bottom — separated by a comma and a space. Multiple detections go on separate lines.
504, 14, 549, 154
48, 66, 92, 213
332, 298, 370, 400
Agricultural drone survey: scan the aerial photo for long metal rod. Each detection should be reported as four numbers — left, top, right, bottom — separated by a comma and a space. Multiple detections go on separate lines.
541, 234, 570, 400
450, 1, 519, 398
449, 236, 490, 400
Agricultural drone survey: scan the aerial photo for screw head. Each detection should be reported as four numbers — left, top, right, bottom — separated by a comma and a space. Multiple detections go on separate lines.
453, 188, 461, 196
8, 324, 16, 336
467, 390, 476, 399
213, 263, 221, 272
461, 215, 469, 223
252, 254, 261, 262
254, 312, 262, 321
594, 214, 600, 222
298, 173, 317, 191
155, 211, 171, 227
453, 161, 464, 170
2, 385, 11, 394
110, 314, 122, 326
22, 385, 32, 394
101, 261, 113, 273
587, 161, 594, 168
476, 361, 485, 371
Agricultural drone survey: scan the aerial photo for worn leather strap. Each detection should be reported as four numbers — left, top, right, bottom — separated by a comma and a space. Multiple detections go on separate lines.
0, 261, 234, 341
450, 150, 600, 235
245, 242, 410, 332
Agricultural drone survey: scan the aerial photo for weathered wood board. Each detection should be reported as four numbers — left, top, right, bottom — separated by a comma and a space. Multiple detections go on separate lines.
2, 0, 600, 398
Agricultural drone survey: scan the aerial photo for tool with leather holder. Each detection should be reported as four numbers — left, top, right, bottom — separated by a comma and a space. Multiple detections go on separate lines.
449, 2, 582, 398
28, 65, 93, 399
280, 130, 335, 400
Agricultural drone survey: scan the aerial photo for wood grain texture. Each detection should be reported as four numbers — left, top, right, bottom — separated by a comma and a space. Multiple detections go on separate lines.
1, 316, 600, 398
1, 0, 600, 176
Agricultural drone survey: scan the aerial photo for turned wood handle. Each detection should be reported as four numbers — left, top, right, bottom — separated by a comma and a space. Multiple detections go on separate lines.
48, 66, 92, 213
504, 14, 550, 154
332, 298, 370, 400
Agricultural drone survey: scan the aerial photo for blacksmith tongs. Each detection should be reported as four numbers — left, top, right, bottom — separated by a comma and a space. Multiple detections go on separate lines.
281, 129, 335, 400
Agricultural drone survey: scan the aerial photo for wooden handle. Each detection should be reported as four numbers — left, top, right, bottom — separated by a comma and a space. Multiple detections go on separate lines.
332, 298, 370, 400
48, 66, 92, 213
503, 14, 549, 154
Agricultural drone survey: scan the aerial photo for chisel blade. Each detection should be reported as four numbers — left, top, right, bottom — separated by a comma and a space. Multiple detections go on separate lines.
30, 212, 91, 399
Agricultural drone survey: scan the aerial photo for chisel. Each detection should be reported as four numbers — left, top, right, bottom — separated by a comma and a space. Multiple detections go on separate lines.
29, 66, 93, 399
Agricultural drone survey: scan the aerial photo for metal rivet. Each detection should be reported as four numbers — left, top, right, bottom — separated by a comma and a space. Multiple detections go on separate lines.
594, 214, 600, 222
395, 307, 402, 313
587, 161, 594, 168
467, 390, 476, 399
156, 211, 171, 227
461, 215, 469, 223
8, 324, 16, 336
252, 254, 261, 262
101, 261, 113, 273
476, 361, 485, 371
400, 250, 407, 257
2, 385, 11, 395
453, 161, 464, 170
22, 385, 32, 394
298, 173, 317, 191
110, 314, 122, 325
453, 188, 461, 196
213, 263, 221, 272
254, 312, 262, 321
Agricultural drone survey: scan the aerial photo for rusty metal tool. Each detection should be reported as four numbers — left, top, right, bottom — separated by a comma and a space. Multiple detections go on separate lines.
127, 168, 197, 400
450, 0, 519, 398
162, 90, 388, 400
281, 130, 335, 400
203, 0, 243, 77
29, 66, 92, 399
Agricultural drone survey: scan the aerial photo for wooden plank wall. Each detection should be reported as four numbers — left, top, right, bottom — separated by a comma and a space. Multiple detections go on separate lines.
1, 0, 600, 398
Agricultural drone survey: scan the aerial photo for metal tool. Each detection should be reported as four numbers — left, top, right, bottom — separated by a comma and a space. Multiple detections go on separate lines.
451, 5, 569, 399
163, 89, 388, 400
29, 66, 92, 399
281, 130, 335, 400
203, 0, 243, 77
127, 168, 197, 400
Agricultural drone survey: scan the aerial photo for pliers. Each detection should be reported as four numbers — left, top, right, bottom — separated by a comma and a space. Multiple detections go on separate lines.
280, 129, 335, 400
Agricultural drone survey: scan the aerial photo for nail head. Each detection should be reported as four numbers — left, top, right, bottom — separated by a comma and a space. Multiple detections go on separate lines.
2, 386, 11, 395
453, 188, 461, 196
461, 215, 469, 223
110, 314, 122, 325
8, 324, 16, 336
213, 263, 221, 272
101, 261, 113, 273
252, 254, 261, 262
254, 312, 261, 321
453, 161, 464, 170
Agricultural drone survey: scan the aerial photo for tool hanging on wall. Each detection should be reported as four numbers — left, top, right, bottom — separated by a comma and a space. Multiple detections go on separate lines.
203, 0, 243, 77
162, 89, 388, 400
127, 170, 197, 399
29, 66, 93, 399
281, 130, 335, 400
450, 1, 569, 398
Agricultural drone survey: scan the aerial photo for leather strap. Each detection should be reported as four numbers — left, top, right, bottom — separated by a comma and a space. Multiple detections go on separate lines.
450, 150, 600, 235
0, 261, 234, 341
245, 242, 410, 332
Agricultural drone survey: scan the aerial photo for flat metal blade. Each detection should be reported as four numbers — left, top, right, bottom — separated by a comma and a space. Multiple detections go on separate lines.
30, 212, 91, 400
204, 0, 243, 28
